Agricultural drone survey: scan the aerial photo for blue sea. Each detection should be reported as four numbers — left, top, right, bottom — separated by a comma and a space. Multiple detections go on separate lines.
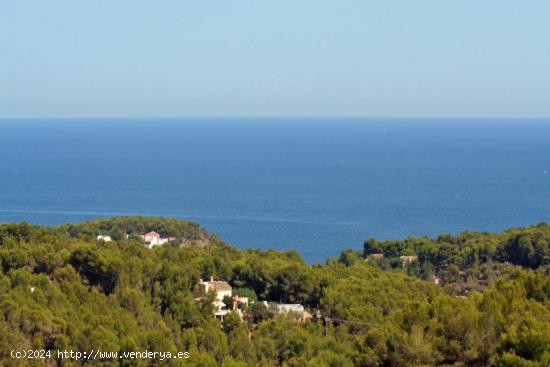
1, 118, 549, 263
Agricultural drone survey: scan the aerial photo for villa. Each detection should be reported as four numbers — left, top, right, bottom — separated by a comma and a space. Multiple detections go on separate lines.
194, 277, 233, 320
96, 235, 112, 242
141, 231, 170, 249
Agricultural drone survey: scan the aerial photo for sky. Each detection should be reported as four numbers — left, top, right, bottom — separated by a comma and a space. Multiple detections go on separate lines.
1, 1, 549, 118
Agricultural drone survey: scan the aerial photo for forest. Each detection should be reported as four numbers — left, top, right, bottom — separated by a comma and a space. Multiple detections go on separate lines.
0, 216, 549, 366
361, 222, 550, 293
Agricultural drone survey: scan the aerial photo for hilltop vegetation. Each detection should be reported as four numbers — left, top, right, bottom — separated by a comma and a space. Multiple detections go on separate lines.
0, 217, 549, 366
361, 223, 550, 293
54, 216, 223, 246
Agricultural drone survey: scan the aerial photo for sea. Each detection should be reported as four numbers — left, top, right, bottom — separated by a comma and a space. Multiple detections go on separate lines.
1, 118, 549, 263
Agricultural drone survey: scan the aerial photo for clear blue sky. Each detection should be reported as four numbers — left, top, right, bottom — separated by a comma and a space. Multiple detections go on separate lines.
1, 1, 549, 118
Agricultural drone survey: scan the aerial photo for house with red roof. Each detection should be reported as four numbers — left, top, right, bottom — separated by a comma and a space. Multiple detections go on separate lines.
141, 231, 170, 249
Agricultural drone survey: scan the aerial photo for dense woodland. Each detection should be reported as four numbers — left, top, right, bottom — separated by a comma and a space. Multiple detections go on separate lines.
0, 216, 549, 366
361, 222, 550, 293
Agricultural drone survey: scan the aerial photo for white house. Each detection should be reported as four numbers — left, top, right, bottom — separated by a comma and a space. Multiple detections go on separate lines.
194, 277, 233, 320
262, 301, 309, 321
196, 277, 232, 302
142, 231, 160, 245
96, 235, 112, 242
277, 304, 305, 313
263, 301, 305, 314
141, 231, 170, 249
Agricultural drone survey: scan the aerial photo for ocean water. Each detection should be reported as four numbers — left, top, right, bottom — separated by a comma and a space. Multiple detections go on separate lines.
1, 118, 549, 263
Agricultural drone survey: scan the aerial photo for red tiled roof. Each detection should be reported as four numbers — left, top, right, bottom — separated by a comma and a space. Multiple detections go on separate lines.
144, 231, 160, 237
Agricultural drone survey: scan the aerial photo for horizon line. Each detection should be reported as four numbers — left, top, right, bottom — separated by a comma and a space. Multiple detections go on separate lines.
1, 115, 550, 121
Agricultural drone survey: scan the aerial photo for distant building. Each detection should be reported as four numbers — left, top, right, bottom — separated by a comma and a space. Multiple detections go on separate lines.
262, 302, 304, 313
399, 255, 418, 263
196, 277, 232, 301
142, 231, 160, 245
280, 304, 304, 313
141, 231, 170, 249
263, 302, 309, 321
96, 235, 112, 242
194, 277, 233, 320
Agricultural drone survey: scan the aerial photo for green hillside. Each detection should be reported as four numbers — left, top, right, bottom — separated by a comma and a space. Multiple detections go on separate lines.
0, 217, 549, 366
